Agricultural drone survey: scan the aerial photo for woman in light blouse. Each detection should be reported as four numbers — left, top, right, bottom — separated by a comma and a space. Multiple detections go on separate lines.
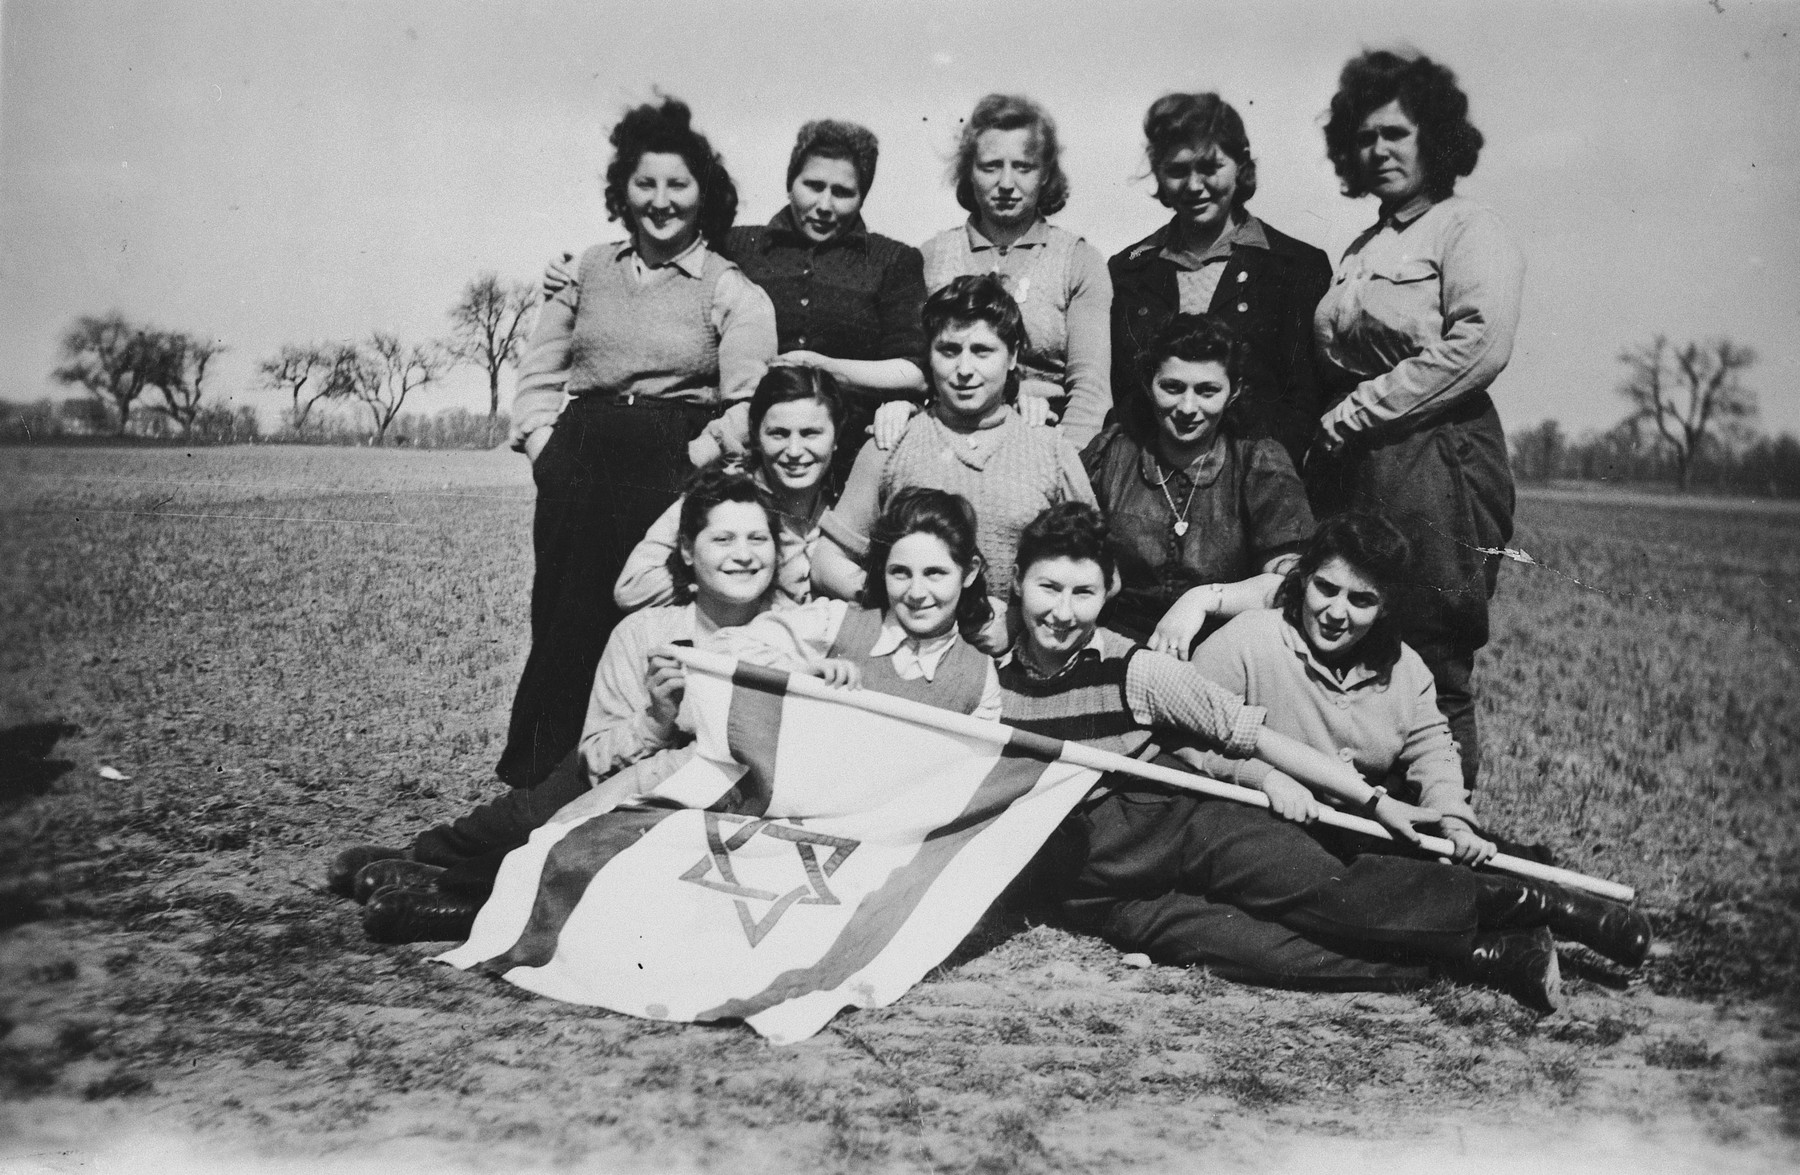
499, 96, 777, 791
910, 93, 1113, 451
1308, 50, 1525, 791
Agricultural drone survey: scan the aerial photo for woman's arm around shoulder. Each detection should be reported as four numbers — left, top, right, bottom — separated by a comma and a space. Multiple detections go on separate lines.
613, 496, 684, 611
813, 435, 891, 600
1056, 236, 1115, 452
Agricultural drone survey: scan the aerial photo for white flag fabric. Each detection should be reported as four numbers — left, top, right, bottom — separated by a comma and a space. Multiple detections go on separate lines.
438, 652, 1101, 1044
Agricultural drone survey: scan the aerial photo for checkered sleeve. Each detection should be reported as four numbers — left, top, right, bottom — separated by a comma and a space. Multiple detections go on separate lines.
1123, 649, 1265, 757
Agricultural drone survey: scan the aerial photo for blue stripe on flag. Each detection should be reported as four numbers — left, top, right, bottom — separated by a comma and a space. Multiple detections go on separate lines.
694, 745, 1057, 1022
472, 808, 675, 976
718, 662, 788, 817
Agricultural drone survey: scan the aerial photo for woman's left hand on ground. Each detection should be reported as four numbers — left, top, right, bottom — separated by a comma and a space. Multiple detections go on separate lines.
1147, 587, 1215, 660
1438, 817, 1498, 867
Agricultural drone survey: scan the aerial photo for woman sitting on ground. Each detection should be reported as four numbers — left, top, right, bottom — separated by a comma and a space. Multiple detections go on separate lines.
811, 274, 1095, 649
614, 365, 844, 612
1083, 312, 1313, 657
328, 469, 783, 944
713, 487, 1003, 720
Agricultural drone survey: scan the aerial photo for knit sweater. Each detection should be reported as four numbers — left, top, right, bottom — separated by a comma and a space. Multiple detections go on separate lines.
921, 219, 1114, 450
819, 407, 1095, 603
996, 628, 1266, 761
508, 239, 777, 445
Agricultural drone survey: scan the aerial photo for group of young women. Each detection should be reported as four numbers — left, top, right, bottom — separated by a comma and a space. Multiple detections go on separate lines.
324, 49, 1632, 1015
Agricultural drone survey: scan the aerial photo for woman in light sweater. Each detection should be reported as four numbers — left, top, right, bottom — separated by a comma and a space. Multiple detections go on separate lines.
499, 96, 777, 790
910, 94, 1113, 451
812, 275, 1094, 650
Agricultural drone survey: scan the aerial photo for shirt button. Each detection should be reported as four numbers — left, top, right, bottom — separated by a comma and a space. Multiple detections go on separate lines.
800, 297, 810, 307
796, 337, 807, 347
1137, 307, 1149, 316
1236, 302, 1248, 313
1237, 271, 1248, 283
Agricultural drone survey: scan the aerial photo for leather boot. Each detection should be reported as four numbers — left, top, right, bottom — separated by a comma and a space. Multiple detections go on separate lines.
1464, 926, 1561, 1014
353, 858, 448, 905
362, 886, 482, 944
326, 845, 407, 898
1473, 873, 1651, 969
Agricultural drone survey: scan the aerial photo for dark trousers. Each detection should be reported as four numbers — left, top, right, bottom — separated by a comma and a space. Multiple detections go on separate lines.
496, 397, 711, 789
413, 749, 592, 896
1306, 393, 1514, 790
1035, 763, 1482, 989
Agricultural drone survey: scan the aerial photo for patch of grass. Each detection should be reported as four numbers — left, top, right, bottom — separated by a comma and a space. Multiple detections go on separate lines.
1644, 1036, 1726, 1070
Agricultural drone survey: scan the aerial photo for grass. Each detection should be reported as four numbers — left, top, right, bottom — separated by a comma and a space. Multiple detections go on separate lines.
1, 448, 1797, 1168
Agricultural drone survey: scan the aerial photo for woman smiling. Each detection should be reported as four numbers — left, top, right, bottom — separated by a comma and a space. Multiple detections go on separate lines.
812, 274, 1095, 647
498, 97, 776, 791
1109, 93, 1331, 470
1084, 314, 1312, 657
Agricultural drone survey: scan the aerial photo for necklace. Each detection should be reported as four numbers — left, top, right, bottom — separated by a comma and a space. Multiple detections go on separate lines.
1149, 457, 1202, 538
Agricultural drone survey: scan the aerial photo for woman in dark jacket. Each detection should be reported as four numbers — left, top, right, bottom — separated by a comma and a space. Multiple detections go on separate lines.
1109, 92, 1331, 470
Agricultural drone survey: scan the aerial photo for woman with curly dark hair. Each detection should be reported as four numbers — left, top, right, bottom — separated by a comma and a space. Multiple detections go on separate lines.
1083, 313, 1313, 657
1308, 50, 1526, 792
908, 94, 1113, 451
1109, 92, 1332, 470
499, 96, 777, 790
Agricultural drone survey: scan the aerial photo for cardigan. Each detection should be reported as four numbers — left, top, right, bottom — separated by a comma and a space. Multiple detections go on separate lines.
1110, 215, 1331, 471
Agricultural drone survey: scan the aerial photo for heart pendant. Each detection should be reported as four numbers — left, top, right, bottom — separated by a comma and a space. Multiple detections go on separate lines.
1173, 520, 1189, 537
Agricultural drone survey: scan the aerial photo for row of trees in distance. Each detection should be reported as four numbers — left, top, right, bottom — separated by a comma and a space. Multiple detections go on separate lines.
46, 274, 536, 445
1511, 334, 1800, 497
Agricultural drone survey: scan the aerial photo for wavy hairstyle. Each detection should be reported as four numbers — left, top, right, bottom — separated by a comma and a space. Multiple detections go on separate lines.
1274, 510, 1412, 674
1323, 50, 1484, 201
1014, 501, 1119, 585
921, 273, 1026, 355
786, 119, 880, 194
1142, 92, 1258, 213
746, 364, 847, 501
859, 487, 995, 643
1120, 312, 1258, 446
602, 96, 738, 246
666, 467, 775, 602
950, 93, 1070, 220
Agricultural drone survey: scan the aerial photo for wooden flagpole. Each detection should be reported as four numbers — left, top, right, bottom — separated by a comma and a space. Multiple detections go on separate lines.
671, 648, 1636, 903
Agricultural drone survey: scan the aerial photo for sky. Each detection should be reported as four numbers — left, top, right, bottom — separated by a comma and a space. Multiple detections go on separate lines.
1, 0, 1797, 438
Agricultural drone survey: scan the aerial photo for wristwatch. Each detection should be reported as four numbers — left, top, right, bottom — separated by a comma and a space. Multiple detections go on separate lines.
1359, 786, 1388, 817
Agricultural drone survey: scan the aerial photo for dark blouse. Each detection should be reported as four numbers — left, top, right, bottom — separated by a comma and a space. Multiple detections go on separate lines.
1082, 425, 1314, 642
726, 208, 929, 386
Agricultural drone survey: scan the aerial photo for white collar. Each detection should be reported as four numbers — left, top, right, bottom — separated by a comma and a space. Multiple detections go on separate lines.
868, 617, 960, 681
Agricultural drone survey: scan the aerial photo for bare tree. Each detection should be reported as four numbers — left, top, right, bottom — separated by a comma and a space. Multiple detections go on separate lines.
447, 274, 537, 425
51, 313, 162, 435
258, 343, 338, 437
1617, 335, 1758, 491
150, 333, 228, 438
349, 332, 449, 444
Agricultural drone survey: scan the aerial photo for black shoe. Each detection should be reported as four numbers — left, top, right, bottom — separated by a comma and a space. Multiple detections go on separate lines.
1465, 926, 1561, 1014
326, 845, 407, 898
353, 858, 448, 905
1473, 873, 1651, 969
362, 886, 481, 944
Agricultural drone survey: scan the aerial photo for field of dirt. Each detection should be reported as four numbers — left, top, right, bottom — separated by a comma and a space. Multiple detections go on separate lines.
0, 446, 1795, 1173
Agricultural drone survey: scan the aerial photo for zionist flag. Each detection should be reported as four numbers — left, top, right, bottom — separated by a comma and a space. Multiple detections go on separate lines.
437, 648, 1101, 1044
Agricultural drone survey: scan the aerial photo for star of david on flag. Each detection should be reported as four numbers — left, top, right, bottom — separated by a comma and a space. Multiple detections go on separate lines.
438, 650, 1101, 1044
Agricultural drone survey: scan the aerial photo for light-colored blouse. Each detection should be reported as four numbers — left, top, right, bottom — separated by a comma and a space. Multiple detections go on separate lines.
1314, 194, 1525, 440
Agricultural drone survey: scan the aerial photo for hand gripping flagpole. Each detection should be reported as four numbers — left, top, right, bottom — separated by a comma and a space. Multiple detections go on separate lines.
671, 648, 1635, 904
